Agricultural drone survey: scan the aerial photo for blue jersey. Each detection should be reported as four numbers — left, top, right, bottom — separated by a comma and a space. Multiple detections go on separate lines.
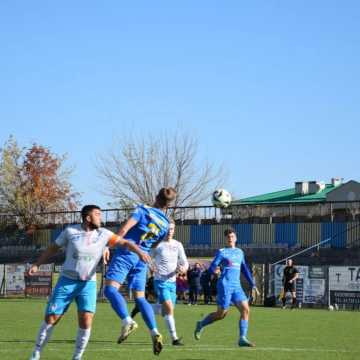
119, 204, 169, 253
209, 247, 254, 288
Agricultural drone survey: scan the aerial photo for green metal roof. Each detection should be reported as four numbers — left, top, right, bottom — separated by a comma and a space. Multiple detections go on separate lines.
233, 184, 337, 205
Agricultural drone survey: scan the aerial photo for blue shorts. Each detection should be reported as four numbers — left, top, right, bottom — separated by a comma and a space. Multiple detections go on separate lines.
154, 280, 177, 305
216, 282, 248, 310
46, 276, 97, 315
106, 251, 148, 292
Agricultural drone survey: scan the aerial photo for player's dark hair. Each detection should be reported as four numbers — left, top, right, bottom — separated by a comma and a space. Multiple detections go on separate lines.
224, 228, 236, 237
156, 187, 177, 208
81, 205, 101, 222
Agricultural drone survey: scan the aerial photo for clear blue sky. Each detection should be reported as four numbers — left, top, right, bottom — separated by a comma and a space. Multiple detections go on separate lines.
1, 1, 359, 208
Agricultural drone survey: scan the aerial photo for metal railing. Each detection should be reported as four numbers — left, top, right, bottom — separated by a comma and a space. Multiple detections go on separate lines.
1, 201, 360, 227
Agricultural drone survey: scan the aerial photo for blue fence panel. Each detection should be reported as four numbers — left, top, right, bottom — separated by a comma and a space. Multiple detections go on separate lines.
321, 222, 347, 248
275, 223, 297, 247
233, 223, 252, 245
189, 225, 212, 246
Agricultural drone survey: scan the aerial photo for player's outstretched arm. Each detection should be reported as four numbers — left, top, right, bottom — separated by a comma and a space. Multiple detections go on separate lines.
242, 262, 260, 296
28, 243, 61, 275
177, 243, 189, 273
103, 246, 110, 265
125, 240, 151, 263
117, 216, 139, 238
208, 250, 223, 274
108, 234, 151, 263
241, 262, 256, 288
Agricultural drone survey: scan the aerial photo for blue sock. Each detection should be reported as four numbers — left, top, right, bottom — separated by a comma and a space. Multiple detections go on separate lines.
104, 285, 129, 320
239, 319, 248, 339
135, 297, 157, 331
200, 314, 214, 328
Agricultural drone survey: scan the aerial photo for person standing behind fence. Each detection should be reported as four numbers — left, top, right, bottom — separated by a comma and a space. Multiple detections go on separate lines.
281, 259, 299, 309
187, 263, 202, 305
176, 273, 188, 303
27, 205, 149, 360
200, 268, 212, 304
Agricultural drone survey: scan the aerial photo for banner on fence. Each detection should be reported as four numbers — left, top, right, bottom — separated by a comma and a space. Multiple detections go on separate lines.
329, 266, 360, 306
38, 264, 54, 272
25, 272, 52, 297
5, 264, 26, 295
54, 265, 62, 273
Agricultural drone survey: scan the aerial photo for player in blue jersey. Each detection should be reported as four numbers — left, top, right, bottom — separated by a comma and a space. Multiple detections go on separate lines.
28, 205, 149, 360
194, 228, 259, 347
104, 187, 177, 355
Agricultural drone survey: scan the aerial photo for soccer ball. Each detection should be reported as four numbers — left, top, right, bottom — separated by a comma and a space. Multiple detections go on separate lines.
328, 305, 334, 311
212, 189, 232, 208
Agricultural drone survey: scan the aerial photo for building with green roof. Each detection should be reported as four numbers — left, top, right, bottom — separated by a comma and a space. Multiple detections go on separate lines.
227, 178, 360, 222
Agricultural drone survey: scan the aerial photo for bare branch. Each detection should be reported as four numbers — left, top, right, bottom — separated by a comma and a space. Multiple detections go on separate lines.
96, 130, 227, 209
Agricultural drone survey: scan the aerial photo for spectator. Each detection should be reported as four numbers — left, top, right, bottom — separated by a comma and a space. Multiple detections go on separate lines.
176, 274, 188, 303
200, 269, 212, 304
187, 263, 202, 305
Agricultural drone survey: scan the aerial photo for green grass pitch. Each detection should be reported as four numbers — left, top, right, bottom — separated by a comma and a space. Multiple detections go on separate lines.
0, 299, 359, 360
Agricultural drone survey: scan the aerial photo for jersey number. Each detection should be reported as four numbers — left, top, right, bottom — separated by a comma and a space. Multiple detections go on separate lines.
141, 223, 161, 241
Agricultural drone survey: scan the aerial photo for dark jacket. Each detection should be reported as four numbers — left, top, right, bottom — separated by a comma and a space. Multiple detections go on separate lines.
187, 268, 201, 288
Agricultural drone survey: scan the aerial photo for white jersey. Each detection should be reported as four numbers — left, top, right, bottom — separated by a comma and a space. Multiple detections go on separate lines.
152, 239, 188, 283
55, 224, 115, 281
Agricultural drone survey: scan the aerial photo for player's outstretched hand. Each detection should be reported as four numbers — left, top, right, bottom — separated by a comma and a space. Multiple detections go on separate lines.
252, 286, 260, 297
139, 251, 151, 264
103, 247, 110, 265
177, 265, 187, 274
27, 264, 39, 276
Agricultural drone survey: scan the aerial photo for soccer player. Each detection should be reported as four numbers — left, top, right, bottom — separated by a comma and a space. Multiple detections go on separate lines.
103, 187, 176, 355
194, 228, 258, 347
151, 219, 189, 345
281, 258, 299, 309
28, 205, 149, 360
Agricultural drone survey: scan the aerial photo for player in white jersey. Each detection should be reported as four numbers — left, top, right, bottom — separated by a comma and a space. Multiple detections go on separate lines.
28, 205, 150, 360
151, 219, 189, 345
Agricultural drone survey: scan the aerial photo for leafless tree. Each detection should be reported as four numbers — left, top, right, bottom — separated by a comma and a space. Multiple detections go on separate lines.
96, 131, 227, 211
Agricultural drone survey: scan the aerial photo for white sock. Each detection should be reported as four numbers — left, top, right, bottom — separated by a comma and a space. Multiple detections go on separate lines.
152, 303, 162, 315
73, 328, 91, 359
34, 321, 54, 353
164, 314, 177, 340
150, 328, 160, 336
122, 316, 133, 326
